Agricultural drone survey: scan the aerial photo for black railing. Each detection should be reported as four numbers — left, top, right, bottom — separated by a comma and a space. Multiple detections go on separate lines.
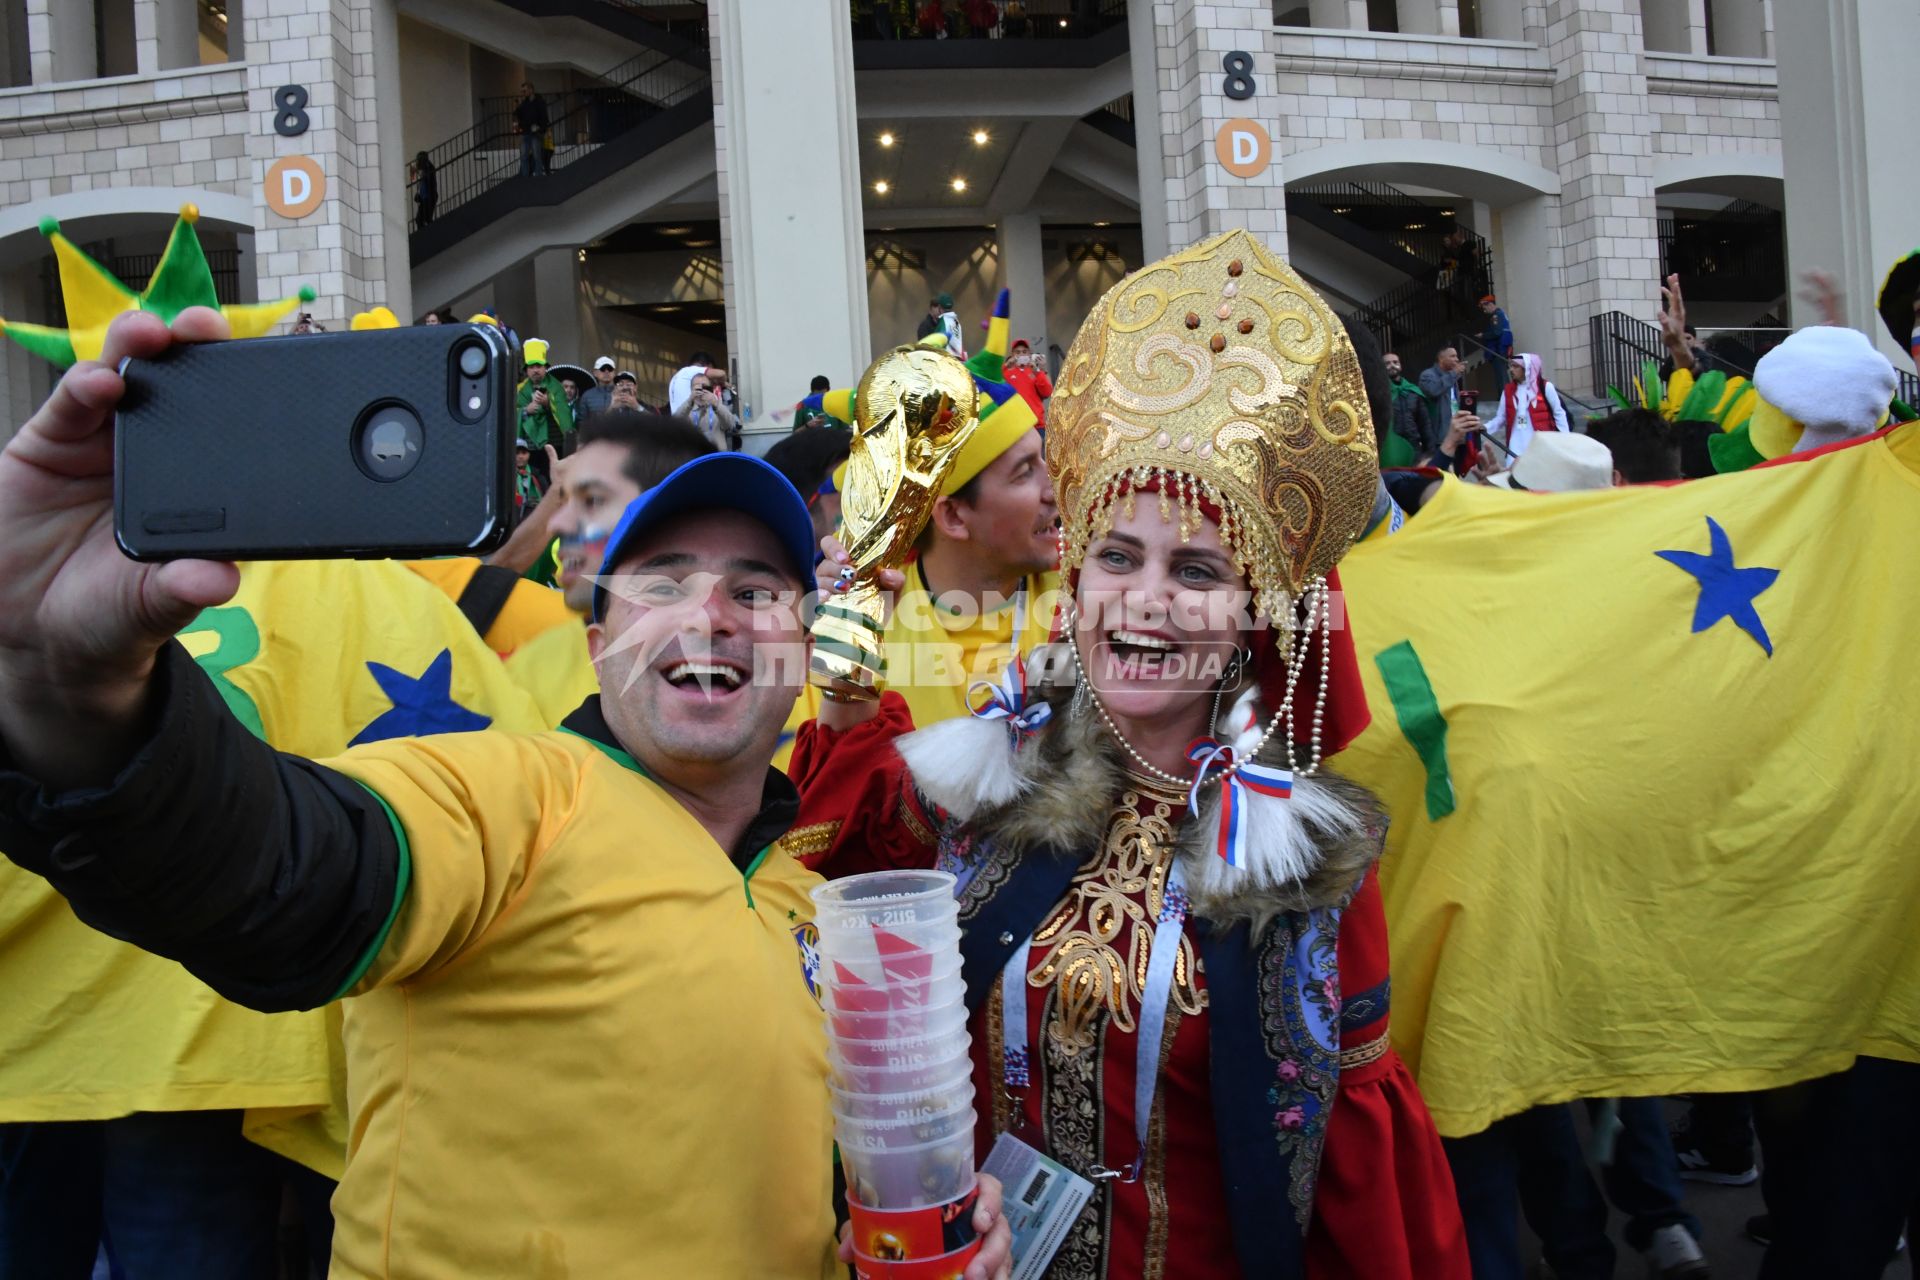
43, 244, 241, 326
1085, 93, 1134, 145
1691, 326, 1785, 376
1589, 310, 1667, 400
602, 0, 709, 44
415, 47, 706, 232
1660, 201, 1785, 300
852, 0, 1127, 39
1296, 179, 1495, 356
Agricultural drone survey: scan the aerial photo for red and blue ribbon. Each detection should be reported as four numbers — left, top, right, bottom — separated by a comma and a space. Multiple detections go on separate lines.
968, 660, 1051, 743
1187, 737, 1294, 870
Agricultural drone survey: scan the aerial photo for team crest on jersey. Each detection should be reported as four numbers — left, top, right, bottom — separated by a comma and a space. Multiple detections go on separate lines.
792, 921, 822, 1003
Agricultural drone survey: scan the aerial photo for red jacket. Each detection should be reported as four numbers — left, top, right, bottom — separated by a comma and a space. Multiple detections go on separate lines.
1004, 361, 1052, 425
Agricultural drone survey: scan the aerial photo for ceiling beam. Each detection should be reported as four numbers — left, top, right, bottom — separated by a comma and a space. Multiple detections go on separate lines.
985, 118, 1075, 215
1051, 122, 1141, 209
853, 59, 1131, 121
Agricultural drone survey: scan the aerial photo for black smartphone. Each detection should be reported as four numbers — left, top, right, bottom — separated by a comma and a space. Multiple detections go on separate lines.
1460, 389, 1480, 411
115, 322, 515, 561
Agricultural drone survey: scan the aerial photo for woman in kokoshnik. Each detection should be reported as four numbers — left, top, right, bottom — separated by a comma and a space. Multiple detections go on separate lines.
791, 229, 1470, 1280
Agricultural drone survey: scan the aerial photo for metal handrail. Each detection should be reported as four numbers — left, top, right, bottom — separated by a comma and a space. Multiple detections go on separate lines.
414, 48, 704, 232
851, 0, 1127, 38
1588, 310, 1667, 399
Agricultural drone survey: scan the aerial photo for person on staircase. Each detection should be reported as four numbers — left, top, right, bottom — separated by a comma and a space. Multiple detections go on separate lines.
1484, 353, 1570, 462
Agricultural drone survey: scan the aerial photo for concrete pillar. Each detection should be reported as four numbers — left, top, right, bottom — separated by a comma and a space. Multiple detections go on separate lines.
1126, 0, 1167, 261
532, 248, 584, 367
1640, 0, 1706, 55
1, 0, 31, 87
1397, 0, 1443, 38
996, 214, 1046, 354
368, 0, 410, 320
1541, 1, 1661, 394
244, 0, 410, 328
137, 0, 197, 72
1307, 0, 1365, 30
1139, 2, 1289, 256
1493, 195, 1556, 379
0, 266, 46, 445
1707, 0, 1765, 58
1776, 0, 1920, 363
491, 258, 537, 344
708, 0, 869, 432
1476, 0, 1524, 41
28, 0, 96, 85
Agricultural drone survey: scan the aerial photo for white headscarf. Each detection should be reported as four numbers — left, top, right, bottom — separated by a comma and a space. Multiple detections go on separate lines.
1506, 353, 1547, 457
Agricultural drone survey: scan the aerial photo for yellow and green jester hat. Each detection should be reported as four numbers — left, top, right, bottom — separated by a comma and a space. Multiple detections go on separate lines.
0, 204, 313, 366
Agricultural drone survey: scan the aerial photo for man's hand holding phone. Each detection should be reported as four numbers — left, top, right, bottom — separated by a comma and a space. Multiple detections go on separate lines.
0, 309, 240, 790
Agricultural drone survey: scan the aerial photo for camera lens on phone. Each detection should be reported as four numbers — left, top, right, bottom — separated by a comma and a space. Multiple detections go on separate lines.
457, 345, 487, 378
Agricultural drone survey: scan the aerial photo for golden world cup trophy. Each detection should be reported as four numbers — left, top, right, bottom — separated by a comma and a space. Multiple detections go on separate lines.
810, 344, 981, 699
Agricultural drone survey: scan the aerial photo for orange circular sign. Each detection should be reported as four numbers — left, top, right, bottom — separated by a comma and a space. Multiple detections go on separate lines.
1214, 119, 1273, 179
264, 155, 326, 219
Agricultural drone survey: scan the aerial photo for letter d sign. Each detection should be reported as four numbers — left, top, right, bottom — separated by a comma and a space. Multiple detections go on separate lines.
265, 155, 326, 219
1214, 119, 1273, 180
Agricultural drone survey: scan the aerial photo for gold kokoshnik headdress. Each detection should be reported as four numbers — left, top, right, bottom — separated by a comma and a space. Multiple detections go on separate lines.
1045, 228, 1378, 622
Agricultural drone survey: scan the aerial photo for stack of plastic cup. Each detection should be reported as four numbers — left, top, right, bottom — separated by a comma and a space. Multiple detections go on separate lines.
812, 870, 981, 1277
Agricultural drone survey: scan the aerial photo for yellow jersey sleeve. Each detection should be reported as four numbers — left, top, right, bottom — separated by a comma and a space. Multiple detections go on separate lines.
326, 732, 585, 991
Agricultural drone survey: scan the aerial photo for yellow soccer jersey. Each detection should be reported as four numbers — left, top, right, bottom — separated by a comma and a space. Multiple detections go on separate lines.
324, 726, 838, 1280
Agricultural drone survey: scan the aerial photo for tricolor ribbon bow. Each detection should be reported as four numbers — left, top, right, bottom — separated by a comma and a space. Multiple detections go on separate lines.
968, 660, 1052, 743
1186, 737, 1295, 871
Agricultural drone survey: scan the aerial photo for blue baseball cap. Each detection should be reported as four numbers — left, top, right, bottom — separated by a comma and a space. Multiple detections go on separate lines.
592, 453, 819, 622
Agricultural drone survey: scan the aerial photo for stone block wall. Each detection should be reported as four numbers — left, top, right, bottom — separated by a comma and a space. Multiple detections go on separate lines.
1269, 29, 1555, 162
0, 66, 249, 205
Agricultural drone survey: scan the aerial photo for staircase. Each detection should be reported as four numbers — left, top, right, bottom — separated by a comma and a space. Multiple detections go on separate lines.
1659, 200, 1785, 304
409, 36, 711, 266
1287, 180, 1496, 367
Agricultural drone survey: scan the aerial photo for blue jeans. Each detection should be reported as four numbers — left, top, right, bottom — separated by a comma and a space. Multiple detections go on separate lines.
519, 132, 547, 176
1443, 1104, 1615, 1280
1591, 1098, 1701, 1253
0, 1111, 326, 1280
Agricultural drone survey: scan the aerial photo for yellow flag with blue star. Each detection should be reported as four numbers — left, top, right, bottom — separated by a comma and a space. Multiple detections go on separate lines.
0, 560, 548, 1177
1333, 423, 1920, 1137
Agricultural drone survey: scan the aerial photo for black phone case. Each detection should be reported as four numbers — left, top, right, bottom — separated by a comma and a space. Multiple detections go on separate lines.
115, 323, 515, 561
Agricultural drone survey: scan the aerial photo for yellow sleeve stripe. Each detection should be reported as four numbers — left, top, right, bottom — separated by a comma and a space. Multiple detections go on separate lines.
329, 781, 416, 1001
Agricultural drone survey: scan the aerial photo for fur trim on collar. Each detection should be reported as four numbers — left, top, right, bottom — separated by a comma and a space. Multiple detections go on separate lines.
895, 685, 1382, 930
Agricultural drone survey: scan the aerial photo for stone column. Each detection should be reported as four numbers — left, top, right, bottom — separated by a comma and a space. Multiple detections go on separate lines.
136, 0, 198, 73
1126, 0, 1168, 260
1396, 0, 1446, 39
1492, 195, 1557, 384
27, 0, 96, 86
1708, 0, 1766, 58
1641, 0, 1707, 55
1540, 1, 1661, 394
225, 0, 244, 62
708, 0, 869, 436
1138, 0, 1289, 257
531, 248, 583, 369
1306, 0, 1365, 30
996, 214, 1046, 352
1475, 0, 1525, 42
1776, 0, 1920, 361
243, 0, 408, 328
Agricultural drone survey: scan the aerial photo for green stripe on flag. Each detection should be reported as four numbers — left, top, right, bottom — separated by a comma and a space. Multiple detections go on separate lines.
1375, 640, 1456, 821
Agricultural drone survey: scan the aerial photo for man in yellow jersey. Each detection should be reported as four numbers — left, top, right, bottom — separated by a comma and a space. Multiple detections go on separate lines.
885, 416, 1059, 727
0, 312, 1010, 1279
